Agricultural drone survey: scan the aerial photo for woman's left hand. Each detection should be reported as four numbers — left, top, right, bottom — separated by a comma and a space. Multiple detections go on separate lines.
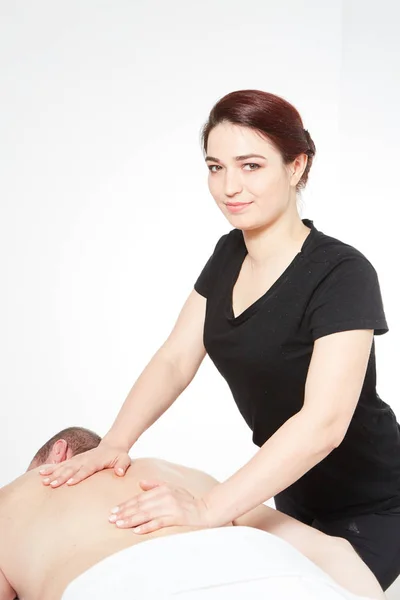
108, 479, 211, 534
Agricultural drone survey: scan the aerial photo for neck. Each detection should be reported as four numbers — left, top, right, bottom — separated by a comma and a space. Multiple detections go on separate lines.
242, 209, 310, 267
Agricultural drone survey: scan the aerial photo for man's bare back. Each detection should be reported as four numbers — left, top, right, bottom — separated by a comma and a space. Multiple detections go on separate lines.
0, 457, 225, 600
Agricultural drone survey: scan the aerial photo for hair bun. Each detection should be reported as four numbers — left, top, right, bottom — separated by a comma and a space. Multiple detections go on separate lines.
303, 129, 316, 156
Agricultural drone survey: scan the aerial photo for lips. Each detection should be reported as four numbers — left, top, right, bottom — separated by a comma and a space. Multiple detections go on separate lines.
225, 201, 253, 213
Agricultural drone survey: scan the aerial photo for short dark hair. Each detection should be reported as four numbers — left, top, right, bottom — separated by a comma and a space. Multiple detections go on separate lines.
31, 426, 102, 466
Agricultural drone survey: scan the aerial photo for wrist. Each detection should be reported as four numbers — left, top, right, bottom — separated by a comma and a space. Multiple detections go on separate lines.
102, 431, 135, 452
200, 495, 230, 529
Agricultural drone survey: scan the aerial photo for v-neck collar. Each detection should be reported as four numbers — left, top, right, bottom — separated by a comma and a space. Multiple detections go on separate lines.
226, 218, 317, 325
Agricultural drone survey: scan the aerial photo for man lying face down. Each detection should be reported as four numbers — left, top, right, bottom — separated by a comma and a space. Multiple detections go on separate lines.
0, 427, 384, 600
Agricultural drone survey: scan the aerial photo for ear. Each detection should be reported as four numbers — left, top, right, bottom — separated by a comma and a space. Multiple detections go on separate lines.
289, 154, 308, 186
46, 439, 70, 464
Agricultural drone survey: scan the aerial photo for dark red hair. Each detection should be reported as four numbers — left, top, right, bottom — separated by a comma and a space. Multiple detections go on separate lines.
200, 89, 316, 190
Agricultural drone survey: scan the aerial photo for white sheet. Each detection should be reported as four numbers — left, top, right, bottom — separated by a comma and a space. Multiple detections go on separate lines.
61, 525, 374, 599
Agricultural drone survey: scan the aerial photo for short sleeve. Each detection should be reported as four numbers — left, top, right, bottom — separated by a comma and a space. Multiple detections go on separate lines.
194, 233, 229, 298
306, 255, 389, 341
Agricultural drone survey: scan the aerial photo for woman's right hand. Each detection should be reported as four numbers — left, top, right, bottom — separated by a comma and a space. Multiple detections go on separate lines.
39, 440, 132, 488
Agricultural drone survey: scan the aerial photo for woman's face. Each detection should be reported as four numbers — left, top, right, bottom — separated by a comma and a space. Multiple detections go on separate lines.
205, 122, 296, 231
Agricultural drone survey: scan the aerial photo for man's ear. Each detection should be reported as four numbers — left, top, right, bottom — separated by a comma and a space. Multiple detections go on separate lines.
46, 439, 73, 464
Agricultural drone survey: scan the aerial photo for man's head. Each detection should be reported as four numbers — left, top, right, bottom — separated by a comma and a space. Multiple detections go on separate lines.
28, 426, 102, 471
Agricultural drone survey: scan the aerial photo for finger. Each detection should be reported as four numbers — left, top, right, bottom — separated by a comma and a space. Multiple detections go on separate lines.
39, 464, 57, 476
110, 495, 139, 516
110, 487, 163, 515
42, 462, 97, 487
112, 511, 153, 529
114, 513, 170, 532
65, 465, 99, 485
114, 456, 131, 477
41, 465, 77, 487
133, 518, 171, 535
139, 479, 165, 491
110, 496, 163, 523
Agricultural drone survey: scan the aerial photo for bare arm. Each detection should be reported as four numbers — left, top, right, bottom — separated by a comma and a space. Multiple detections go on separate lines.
234, 503, 384, 599
103, 288, 207, 450
40, 288, 208, 486
202, 329, 374, 526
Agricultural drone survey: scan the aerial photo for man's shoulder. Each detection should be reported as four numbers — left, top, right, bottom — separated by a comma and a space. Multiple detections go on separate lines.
0, 482, 19, 599
0, 567, 17, 600
0, 478, 16, 507
1, 469, 37, 493
0, 469, 44, 516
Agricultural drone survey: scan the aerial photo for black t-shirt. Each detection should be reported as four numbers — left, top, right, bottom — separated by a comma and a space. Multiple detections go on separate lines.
195, 218, 400, 519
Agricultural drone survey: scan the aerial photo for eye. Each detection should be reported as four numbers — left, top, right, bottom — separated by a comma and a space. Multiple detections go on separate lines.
207, 163, 261, 173
243, 163, 260, 171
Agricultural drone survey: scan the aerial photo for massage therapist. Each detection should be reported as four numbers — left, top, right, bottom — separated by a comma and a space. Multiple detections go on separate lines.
40, 90, 400, 591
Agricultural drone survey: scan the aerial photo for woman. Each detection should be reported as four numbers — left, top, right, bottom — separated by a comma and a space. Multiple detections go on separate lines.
40, 90, 400, 592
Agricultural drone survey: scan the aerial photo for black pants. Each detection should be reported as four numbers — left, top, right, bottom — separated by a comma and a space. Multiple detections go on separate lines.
274, 492, 400, 591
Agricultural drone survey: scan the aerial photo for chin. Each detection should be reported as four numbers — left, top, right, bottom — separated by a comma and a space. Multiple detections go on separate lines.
224, 214, 259, 231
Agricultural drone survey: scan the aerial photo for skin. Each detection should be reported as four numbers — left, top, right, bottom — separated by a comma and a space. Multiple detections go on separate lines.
0, 456, 226, 600
0, 441, 385, 599
205, 121, 311, 261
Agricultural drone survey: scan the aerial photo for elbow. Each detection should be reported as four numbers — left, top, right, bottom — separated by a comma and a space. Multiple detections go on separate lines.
302, 413, 348, 455
322, 421, 348, 452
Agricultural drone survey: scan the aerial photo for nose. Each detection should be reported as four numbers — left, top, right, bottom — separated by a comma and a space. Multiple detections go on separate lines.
223, 168, 243, 197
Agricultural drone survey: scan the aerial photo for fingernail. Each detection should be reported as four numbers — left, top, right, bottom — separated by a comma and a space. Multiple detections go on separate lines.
50, 480, 58, 487
116, 520, 124, 527
66, 478, 74, 485
110, 506, 119, 514
39, 468, 47, 474
42, 478, 50, 484
117, 468, 124, 475
133, 527, 141, 533
109, 515, 117, 523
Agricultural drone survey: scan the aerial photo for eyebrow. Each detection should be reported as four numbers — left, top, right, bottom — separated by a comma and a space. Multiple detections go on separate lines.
205, 154, 267, 163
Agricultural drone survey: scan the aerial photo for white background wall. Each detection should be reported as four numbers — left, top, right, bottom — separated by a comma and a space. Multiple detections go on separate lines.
1, 0, 398, 515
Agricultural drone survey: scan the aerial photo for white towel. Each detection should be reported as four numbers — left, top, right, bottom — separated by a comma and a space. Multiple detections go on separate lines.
62, 526, 374, 600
